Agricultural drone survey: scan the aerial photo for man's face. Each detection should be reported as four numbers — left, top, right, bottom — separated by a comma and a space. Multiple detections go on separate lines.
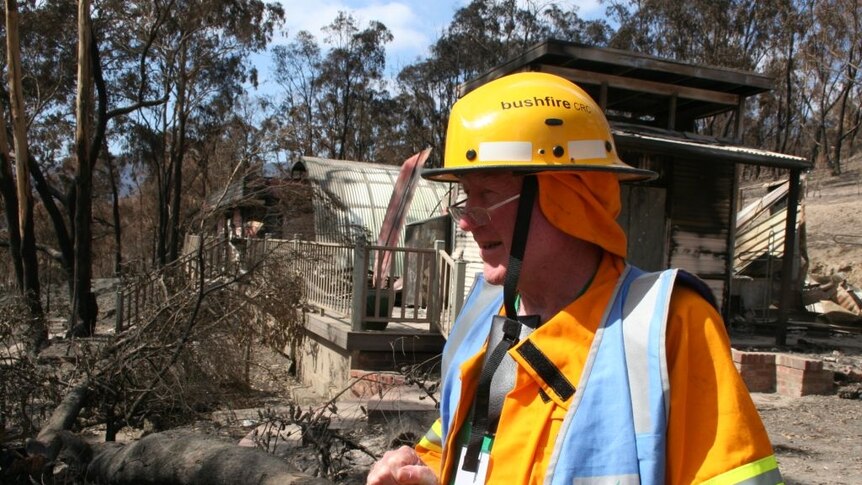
456, 173, 523, 285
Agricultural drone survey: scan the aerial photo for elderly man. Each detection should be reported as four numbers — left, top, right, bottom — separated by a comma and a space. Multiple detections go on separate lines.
367, 72, 781, 485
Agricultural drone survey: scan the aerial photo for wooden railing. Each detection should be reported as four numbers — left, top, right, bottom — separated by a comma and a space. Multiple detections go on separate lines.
296, 235, 466, 333
254, 235, 467, 333
436, 243, 468, 335
266, 238, 355, 318
115, 234, 468, 336
114, 236, 234, 331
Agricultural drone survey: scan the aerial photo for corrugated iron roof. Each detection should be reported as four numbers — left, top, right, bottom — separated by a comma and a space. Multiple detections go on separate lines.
300, 156, 452, 244
612, 128, 810, 170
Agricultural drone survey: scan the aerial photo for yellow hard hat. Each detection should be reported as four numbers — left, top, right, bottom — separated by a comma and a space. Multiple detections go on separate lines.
422, 72, 656, 182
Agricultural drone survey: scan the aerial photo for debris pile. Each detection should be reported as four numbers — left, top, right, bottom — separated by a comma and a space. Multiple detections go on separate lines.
802, 273, 862, 324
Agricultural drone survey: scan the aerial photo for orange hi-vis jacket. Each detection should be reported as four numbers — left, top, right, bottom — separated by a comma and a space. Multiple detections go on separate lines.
417, 254, 780, 484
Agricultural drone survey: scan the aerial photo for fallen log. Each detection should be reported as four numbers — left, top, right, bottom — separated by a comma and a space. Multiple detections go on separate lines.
86, 430, 332, 485
18, 381, 333, 484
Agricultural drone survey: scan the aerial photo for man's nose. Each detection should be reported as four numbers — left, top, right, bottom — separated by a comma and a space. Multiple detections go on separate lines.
457, 213, 476, 232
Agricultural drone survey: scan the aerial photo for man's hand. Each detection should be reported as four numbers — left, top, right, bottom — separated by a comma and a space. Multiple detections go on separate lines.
366, 445, 438, 485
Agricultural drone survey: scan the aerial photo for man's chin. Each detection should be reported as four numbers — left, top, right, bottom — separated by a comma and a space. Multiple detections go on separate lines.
482, 265, 507, 286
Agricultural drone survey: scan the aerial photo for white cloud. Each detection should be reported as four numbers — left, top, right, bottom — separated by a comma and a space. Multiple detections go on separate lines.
274, 1, 343, 41
355, 3, 428, 52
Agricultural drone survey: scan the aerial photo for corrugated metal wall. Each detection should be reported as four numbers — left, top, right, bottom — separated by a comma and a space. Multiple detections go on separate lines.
302, 157, 451, 245
668, 159, 736, 309
619, 184, 668, 272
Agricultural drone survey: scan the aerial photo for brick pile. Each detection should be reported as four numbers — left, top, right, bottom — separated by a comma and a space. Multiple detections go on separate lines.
731, 350, 776, 392
775, 354, 834, 397
731, 349, 834, 397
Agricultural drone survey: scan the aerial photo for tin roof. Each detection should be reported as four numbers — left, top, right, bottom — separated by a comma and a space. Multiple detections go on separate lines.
612, 126, 810, 170
454, 40, 811, 171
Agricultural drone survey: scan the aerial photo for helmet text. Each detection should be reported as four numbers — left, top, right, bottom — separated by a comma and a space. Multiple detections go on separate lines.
500, 97, 592, 113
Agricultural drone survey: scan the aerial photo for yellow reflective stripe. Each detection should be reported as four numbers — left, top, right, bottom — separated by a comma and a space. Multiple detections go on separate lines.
418, 419, 443, 452
432, 418, 443, 434
417, 436, 442, 452
702, 455, 784, 485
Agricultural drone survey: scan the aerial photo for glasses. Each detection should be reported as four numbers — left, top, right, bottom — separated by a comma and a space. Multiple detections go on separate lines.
448, 193, 520, 227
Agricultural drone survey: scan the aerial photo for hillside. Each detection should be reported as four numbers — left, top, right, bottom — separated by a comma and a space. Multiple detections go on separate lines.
804, 153, 862, 289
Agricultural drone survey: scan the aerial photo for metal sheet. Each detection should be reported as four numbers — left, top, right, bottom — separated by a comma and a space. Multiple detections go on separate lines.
374, 150, 430, 288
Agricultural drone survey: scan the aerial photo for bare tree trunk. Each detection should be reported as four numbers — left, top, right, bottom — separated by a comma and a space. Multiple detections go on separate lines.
167, 42, 189, 265
28, 160, 75, 287
69, 0, 96, 337
156, 71, 172, 267
849, 108, 862, 154
25, 381, 330, 485
106, 151, 123, 275
87, 28, 123, 277
779, 30, 795, 154
157, 153, 169, 266
832, 84, 852, 176
831, 46, 858, 176
5, 0, 46, 350
87, 432, 332, 485
0, 102, 24, 290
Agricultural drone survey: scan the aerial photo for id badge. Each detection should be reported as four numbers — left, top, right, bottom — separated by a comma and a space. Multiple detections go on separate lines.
453, 437, 492, 485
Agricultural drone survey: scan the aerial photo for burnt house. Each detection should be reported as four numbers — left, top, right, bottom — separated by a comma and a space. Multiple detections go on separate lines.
206, 169, 315, 241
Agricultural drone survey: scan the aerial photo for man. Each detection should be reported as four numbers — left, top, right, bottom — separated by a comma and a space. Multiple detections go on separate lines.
367, 72, 781, 485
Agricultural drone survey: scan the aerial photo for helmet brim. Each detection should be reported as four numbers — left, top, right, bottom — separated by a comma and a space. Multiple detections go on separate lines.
421, 163, 658, 183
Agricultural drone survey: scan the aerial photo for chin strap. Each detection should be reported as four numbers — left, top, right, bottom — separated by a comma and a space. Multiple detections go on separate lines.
503, 175, 537, 319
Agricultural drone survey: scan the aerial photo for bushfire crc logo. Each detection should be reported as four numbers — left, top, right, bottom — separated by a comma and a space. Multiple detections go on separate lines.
500, 96, 592, 113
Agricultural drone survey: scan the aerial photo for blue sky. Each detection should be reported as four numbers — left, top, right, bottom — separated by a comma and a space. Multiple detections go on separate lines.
252, 0, 605, 90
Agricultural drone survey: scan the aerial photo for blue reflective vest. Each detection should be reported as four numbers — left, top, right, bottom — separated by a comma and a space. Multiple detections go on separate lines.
440, 265, 716, 484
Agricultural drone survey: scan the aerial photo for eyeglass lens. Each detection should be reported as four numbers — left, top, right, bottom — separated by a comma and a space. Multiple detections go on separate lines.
448, 194, 520, 227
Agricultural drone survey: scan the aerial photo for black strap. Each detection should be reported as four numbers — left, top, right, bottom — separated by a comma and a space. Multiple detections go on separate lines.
503, 175, 537, 319
486, 314, 540, 429
516, 340, 576, 401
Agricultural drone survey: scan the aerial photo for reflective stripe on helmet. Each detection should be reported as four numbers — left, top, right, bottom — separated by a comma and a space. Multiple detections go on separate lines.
479, 141, 533, 162
568, 140, 609, 161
